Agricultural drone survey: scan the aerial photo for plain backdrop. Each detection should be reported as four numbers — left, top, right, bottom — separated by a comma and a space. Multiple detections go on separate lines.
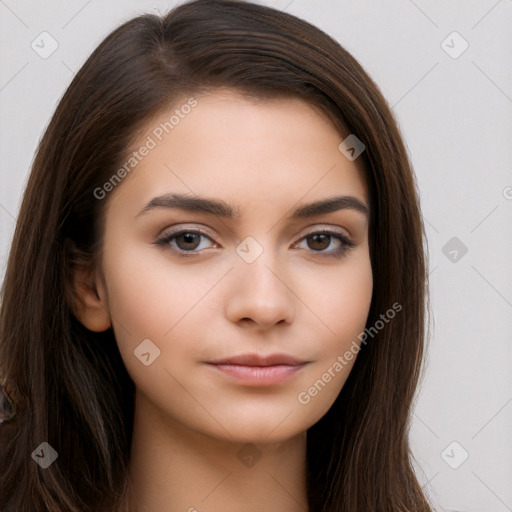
1, 1, 511, 511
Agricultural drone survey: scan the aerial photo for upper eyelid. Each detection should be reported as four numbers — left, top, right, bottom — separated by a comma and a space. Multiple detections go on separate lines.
157, 224, 215, 239
293, 224, 352, 241
158, 222, 352, 239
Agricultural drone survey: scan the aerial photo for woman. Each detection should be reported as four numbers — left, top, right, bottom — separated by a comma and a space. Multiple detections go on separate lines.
0, 0, 431, 510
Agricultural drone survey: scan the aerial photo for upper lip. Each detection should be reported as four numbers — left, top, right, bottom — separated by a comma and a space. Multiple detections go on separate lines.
207, 353, 307, 367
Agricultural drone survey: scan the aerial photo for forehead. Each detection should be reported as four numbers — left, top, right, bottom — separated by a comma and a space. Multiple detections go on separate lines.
109, 90, 368, 217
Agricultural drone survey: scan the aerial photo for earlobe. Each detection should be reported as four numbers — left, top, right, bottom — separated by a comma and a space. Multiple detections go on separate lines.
71, 264, 112, 333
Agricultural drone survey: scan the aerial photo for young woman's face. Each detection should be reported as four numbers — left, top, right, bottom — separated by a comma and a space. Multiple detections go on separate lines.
95, 90, 372, 443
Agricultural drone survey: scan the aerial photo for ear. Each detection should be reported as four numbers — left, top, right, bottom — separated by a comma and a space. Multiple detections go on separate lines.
72, 264, 112, 332
65, 240, 111, 332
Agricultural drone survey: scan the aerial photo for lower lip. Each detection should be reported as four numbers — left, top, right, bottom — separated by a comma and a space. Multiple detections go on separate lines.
207, 363, 308, 386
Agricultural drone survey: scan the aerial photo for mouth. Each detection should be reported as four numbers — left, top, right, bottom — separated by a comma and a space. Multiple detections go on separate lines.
205, 353, 310, 386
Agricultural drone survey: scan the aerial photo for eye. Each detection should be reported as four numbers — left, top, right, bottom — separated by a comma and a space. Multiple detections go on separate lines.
293, 229, 354, 257
154, 228, 217, 255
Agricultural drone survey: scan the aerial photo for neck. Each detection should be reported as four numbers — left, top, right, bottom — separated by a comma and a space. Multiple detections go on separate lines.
122, 391, 309, 512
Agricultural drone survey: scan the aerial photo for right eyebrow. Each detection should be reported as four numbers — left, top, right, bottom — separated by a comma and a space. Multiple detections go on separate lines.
136, 193, 240, 219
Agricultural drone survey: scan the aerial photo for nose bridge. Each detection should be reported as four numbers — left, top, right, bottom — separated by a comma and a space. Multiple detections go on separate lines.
226, 236, 296, 327
237, 255, 281, 296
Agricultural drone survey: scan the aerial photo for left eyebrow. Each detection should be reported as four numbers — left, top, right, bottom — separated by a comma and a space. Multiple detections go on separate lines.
135, 193, 369, 219
289, 195, 369, 219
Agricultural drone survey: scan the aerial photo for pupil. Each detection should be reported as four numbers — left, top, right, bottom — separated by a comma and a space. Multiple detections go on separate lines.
178, 233, 200, 250
308, 234, 330, 251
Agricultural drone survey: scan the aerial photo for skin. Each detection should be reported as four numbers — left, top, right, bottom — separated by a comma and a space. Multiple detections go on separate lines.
74, 90, 373, 512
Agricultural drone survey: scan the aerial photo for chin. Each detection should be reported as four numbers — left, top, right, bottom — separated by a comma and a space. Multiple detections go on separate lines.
208, 414, 311, 445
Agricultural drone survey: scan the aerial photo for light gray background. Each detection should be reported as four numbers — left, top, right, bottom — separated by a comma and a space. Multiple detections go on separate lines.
1, 1, 511, 510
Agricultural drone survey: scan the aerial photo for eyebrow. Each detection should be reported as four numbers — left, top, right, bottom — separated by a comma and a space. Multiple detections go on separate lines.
136, 193, 369, 219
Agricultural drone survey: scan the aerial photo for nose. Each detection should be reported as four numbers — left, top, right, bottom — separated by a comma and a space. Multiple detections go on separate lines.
224, 254, 296, 330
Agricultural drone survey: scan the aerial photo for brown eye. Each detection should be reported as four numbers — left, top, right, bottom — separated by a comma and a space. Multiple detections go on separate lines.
154, 229, 216, 254
294, 229, 354, 258
306, 233, 332, 251
175, 232, 201, 250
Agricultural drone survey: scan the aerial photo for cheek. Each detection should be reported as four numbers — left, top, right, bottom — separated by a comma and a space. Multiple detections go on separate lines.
291, 254, 372, 410
103, 238, 212, 324
293, 252, 373, 346
332, 262, 372, 341
104, 258, 225, 413
100, 251, 220, 426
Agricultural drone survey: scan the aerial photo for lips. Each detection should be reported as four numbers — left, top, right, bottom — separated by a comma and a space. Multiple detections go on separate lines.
207, 353, 307, 367
205, 353, 310, 386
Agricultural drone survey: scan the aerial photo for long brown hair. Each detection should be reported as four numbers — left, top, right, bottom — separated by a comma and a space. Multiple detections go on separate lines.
0, 1, 431, 510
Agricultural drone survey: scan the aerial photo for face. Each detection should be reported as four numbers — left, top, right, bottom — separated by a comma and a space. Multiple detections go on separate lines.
92, 90, 372, 443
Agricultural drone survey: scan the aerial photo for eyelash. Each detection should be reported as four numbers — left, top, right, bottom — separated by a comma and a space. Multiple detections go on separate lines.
154, 227, 355, 259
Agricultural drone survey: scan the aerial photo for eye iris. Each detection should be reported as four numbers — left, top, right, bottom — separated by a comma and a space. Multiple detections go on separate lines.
307, 234, 330, 251
176, 232, 201, 250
